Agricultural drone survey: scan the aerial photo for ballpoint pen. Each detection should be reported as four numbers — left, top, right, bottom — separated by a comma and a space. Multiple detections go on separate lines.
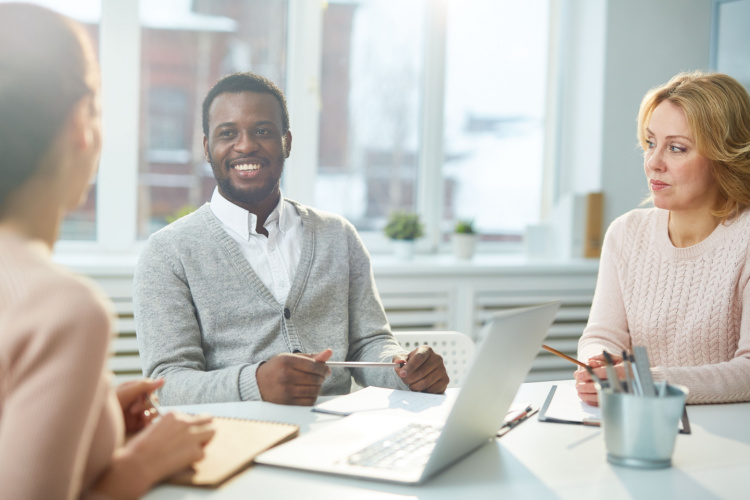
497, 404, 537, 436
325, 361, 406, 368
504, 404, 533, 426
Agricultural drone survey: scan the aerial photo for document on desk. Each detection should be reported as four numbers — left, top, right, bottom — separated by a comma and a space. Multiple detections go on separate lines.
312, 386, 458, 420
538, 384, 602, 425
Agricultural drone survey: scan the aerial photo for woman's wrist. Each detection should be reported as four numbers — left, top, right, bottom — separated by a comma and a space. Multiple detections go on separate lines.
93, 446, 155, 500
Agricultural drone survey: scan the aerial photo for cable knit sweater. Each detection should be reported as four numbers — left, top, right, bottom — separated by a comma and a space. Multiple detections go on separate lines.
578, 208, 750, 404
0, 231, 123, 499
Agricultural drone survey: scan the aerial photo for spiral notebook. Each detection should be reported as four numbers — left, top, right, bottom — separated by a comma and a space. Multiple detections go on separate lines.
167, 417, 299, 487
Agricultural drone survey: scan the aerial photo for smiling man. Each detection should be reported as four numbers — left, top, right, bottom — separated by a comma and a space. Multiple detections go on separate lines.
134, 73, 449, 406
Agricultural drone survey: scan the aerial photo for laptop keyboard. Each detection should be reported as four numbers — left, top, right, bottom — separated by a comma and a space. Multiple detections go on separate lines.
345, 422, 442, 470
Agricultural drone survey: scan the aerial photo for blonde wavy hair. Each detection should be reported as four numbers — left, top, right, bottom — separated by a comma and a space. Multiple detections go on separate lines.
637, 71, 750, 220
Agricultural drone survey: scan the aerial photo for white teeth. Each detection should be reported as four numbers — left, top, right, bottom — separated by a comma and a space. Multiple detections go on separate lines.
234, 163, 260, 171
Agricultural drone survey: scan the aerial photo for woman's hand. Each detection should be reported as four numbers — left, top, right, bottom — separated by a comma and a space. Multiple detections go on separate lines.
574, 353, 626, 406
115, 378, 163, 434
94, 412, 215, 499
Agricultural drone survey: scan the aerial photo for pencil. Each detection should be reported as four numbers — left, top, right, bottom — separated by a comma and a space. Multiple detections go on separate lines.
541, 344, 588, 369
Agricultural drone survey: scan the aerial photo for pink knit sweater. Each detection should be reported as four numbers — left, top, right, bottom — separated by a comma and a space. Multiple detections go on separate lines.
578, 208, 750, 404
0, 231, 123, 499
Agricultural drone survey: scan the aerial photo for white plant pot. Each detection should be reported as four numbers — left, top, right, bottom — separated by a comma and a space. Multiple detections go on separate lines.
453, 233, 476, 259
392, 239, 416, 260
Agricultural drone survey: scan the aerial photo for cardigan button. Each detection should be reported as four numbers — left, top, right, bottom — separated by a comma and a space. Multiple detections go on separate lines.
284, 308, 291, 319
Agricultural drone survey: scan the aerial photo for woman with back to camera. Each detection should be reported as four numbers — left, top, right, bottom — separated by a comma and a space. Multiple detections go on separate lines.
575, 71, 750, 405
0, 4, 215, 499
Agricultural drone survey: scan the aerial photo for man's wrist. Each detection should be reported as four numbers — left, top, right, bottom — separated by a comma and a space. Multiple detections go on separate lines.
239, 362, 265, 401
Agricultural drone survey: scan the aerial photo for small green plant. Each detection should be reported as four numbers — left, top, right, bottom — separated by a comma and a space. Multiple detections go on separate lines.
165, 204, 199, 224
454, 219, 476, 234
384, 211, 424, 240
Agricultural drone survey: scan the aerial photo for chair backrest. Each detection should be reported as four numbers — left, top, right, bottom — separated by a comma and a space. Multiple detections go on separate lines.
393, 331, 475, 388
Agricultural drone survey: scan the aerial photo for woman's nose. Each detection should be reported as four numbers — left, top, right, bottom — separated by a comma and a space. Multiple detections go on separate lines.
647, 148, 665, 171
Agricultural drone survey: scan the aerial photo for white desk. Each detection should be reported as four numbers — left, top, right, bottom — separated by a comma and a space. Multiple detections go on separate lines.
144, 380, 750, 500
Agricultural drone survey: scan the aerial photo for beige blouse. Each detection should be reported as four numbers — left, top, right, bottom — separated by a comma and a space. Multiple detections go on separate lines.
0, 231, 123, 499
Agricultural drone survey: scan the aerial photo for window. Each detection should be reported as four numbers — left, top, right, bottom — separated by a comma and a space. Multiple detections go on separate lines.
314, 0, 425, 232
41, 0, 554, 256
137, 0, 288, 238
442, 0, 549, 242
15, 0, 102, 241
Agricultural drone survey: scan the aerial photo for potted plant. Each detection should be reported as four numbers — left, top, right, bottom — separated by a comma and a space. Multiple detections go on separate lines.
453, 219, 477, 259
384, 211, 424, 259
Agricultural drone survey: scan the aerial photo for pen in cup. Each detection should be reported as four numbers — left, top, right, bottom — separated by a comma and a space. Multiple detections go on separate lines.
602, 350, 622, 393
628, 353, 643, 396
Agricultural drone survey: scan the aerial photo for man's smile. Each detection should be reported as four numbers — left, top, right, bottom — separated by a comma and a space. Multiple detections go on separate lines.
233, 163, 261, 171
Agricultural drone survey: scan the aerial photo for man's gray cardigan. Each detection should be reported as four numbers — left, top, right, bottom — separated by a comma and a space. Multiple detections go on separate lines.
134, 201, 408, 405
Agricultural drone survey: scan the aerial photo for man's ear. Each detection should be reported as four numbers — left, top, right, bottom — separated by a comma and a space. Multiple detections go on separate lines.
283, 130, 292, 158
203, 135, 210, 162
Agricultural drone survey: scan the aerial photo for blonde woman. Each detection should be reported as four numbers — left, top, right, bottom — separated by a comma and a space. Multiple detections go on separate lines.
0, 4, 214, 499
576, 71, 750, 405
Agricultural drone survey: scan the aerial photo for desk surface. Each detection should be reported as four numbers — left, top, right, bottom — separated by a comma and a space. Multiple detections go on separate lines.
144, 380, 750, 500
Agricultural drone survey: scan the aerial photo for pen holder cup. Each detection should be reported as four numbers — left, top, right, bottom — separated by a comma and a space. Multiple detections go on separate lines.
600, 384, 688, 469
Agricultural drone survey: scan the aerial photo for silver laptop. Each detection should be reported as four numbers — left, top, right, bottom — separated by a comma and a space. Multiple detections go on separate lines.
255, 302, 560, 484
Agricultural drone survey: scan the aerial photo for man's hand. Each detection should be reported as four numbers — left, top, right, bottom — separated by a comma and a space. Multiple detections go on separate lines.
393, 346, 449, 394
256, 349, 333, 406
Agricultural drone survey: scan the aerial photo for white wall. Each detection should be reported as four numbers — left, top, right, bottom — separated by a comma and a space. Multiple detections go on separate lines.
557, 0, 713, 228
715, 0, 750, 88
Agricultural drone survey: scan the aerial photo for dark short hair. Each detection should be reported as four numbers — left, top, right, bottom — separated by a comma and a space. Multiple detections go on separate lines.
201, 72, 290, 137
0, 3, 95, 210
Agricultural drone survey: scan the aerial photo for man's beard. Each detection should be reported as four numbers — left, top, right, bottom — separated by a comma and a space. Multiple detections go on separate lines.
209, 153, 283, 208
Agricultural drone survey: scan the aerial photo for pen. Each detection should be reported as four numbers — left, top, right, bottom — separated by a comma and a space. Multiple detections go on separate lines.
497, 404, 538, 437
628, 354, 643, 396
602, 350, 622, 393
325, 361, 406, 368
541, 344, 589, 369
541, 344, 606, 387
622, 350, 633, 394
145, 393, 161, 418
504, 404, 533, 426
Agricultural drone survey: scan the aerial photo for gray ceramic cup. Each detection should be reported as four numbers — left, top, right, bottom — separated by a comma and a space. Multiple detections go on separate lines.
600, 384, 688, 468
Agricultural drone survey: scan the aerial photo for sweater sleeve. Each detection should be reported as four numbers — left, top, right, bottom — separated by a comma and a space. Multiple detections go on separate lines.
652, 272, 750, 404
0, 283, 111, 500
343, 224, 409, 390
134, 237, 262, 405
578, 216, 632, 363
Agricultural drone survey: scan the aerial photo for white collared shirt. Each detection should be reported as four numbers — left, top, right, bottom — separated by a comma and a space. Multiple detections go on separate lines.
210, 188, 303, 304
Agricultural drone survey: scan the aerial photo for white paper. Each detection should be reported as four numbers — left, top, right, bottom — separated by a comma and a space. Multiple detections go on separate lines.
543, 384, 601, 423
313, 387, 458, 421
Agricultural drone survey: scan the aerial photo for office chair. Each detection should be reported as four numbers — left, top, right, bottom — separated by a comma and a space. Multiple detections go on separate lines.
393, 330, 475, 388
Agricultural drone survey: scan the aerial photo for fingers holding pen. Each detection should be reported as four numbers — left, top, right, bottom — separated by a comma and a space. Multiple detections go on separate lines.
257, 350, 333, 405
396, 346, 450, 394
116, 378, 165, 433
